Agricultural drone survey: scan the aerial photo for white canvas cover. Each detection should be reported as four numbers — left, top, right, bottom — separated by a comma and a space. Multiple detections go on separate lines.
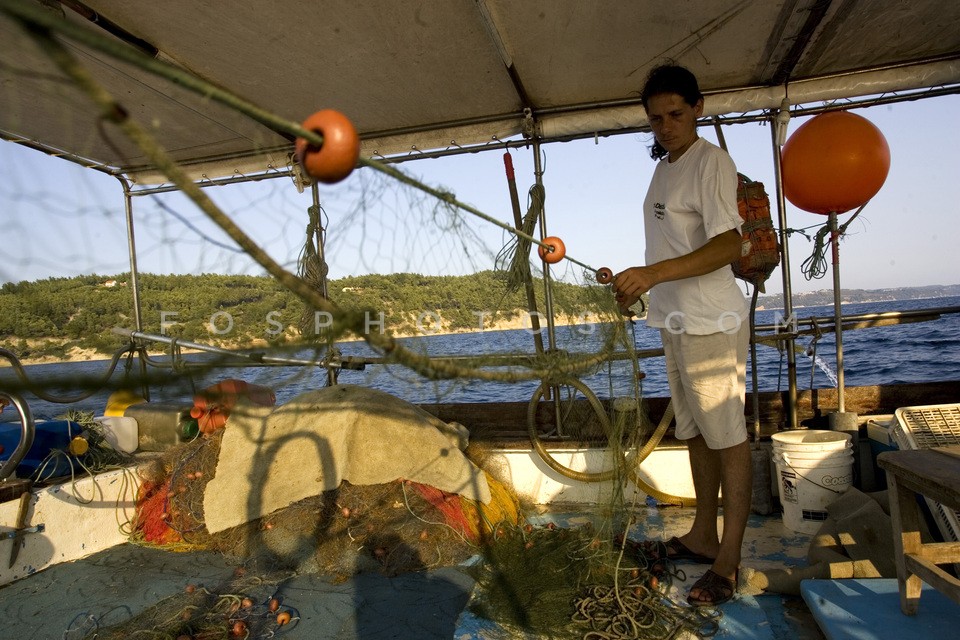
1, 0, 958, 182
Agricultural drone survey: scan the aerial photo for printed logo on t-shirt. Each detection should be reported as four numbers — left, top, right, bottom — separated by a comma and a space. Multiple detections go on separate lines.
653, 202, 665, 220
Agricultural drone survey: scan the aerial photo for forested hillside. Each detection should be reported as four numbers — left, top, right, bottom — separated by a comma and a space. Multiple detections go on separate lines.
0, 271, 617, 360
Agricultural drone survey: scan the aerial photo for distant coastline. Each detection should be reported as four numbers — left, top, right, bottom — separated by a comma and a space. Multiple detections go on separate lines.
7, 312, 606, 366
755, 284, 960, 310
4, 281, 958, 366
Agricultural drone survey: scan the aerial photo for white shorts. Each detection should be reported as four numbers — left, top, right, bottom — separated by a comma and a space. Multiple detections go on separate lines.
660, 323, 748, 450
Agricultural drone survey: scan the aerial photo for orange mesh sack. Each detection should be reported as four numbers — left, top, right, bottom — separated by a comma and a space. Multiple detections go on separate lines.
190, 378, 276, 435
733, 173, 780, 292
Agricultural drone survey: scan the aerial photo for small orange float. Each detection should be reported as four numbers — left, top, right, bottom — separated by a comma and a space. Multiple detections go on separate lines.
538, 236, 566, 264
294, 109, 361, 184
595, 267, 613, 284
230, 620, 247, 637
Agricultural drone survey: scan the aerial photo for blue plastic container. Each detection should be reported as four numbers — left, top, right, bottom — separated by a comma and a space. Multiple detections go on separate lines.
0, 420, 83, 478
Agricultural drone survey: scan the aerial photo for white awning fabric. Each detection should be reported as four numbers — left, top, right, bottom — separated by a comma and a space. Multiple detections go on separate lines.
2, 0, 959, 183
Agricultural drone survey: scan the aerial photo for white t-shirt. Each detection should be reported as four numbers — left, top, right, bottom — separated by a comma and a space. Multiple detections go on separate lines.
643, 137, 748, 335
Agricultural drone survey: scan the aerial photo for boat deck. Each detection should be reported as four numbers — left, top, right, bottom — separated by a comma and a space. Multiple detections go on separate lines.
1, 505, 826, 639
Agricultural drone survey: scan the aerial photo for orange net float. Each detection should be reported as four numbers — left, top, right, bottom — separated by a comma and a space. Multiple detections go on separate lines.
294, 109, 361, 184
781, 111, 890, 215
537, 236, 566, 264
595, 267, 613, 284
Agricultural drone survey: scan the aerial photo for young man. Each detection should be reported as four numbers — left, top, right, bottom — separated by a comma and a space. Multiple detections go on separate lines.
612, 64, 750, 607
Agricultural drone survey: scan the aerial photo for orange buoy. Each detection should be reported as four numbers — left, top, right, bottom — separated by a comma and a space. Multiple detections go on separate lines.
538, 236, 566, 264
781, 111, 890, 214
294, 109, 361, 184
595, 267, 613, 284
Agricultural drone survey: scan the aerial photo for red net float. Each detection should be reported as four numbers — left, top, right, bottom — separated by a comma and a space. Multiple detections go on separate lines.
294, 109, 361, 184
538, 236, 566, 264
595, 267, 613, 284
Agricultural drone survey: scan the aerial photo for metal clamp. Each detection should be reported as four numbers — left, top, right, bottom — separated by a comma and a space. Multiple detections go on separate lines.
2, 523, 45, 541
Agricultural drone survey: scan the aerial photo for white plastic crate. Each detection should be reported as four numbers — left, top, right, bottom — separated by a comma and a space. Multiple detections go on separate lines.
891, 404, 960, 543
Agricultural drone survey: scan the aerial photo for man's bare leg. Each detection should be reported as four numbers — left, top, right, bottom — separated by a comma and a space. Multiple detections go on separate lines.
677, 435, 722, 558
688, 438, 752, 601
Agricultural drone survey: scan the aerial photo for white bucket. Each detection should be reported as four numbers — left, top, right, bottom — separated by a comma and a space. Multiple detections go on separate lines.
771, 430, 853, 534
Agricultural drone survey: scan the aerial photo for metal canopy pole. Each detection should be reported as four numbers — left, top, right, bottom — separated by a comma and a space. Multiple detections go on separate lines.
829, 213, 847, 412
118, 176, 143, 333
827, 212, 860, 485
532, 139, 563, 433
116, 175, 151, 400
769, 113, 799, 431
503, 150, 546, 357
309, 181, 339, 387
532, 140, 558, 352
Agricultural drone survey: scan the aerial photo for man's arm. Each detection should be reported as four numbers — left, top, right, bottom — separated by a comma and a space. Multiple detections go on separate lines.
612, 229, 741, 310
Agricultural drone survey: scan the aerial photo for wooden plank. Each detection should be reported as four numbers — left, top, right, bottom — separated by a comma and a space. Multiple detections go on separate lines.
878, 450, 960, 508
917, 541, 960, 564
905, 554, 960, 605
932, 446, 960, 462
419, 380, 960, 442
883, 448, 960, 613
887, 473, 925, 614
0, 480, 32, 505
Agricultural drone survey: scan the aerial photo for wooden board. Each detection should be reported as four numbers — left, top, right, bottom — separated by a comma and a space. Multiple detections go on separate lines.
419, 380, 960, 444
933, 446, 960, 461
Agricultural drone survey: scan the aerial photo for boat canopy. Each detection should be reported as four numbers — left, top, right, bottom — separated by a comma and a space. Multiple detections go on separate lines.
2, 0, 959, 183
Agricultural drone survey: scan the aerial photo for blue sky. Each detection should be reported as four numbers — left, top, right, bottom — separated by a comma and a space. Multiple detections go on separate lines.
1, 93, 958, 297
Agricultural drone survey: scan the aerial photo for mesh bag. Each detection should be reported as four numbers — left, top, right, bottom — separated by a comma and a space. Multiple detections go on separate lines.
733, 173, 780, 292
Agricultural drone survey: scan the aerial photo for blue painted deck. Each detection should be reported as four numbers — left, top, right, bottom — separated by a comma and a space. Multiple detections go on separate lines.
802, 578, 960, 640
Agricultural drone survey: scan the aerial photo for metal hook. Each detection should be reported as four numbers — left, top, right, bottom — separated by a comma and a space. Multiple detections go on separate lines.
288, 155, 310, 193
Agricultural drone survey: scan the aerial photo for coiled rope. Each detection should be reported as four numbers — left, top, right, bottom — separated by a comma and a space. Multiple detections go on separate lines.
572, 578, 720, 639
799, 203, 867, 281
571, 543, 721, 640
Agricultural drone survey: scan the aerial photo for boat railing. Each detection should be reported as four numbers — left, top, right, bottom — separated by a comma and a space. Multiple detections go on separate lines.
111, 327, 368, 371
112, 305, 960, 371
0, 391, 35, 484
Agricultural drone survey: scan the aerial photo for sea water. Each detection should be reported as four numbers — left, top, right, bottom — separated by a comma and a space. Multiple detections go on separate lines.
3, 297, 959, 421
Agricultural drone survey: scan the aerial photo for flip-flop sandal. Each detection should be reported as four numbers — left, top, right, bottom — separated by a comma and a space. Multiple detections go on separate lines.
687, 568, 738, 607
651, 536, 716, 564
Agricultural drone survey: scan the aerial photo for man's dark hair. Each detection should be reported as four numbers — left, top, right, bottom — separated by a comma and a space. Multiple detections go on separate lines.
641, 64, 704, 160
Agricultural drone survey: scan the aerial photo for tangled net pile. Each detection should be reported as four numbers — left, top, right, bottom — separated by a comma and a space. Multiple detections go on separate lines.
468, 521, 722, 639
0, 7, 722, 639
128, 428, 517, 571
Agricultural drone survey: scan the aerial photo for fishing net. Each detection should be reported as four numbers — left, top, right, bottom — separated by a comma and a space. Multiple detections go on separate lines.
129, 431, 508, 576
0, 6, 713, 639
126, 385, 522, 567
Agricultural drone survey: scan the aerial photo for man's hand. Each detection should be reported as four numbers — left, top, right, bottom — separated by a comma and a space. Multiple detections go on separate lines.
614, 291, 639, 316
612, 265, 659, 314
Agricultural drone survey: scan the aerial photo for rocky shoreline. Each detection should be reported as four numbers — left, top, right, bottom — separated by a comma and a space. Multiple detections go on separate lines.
5, 312, 610, 366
